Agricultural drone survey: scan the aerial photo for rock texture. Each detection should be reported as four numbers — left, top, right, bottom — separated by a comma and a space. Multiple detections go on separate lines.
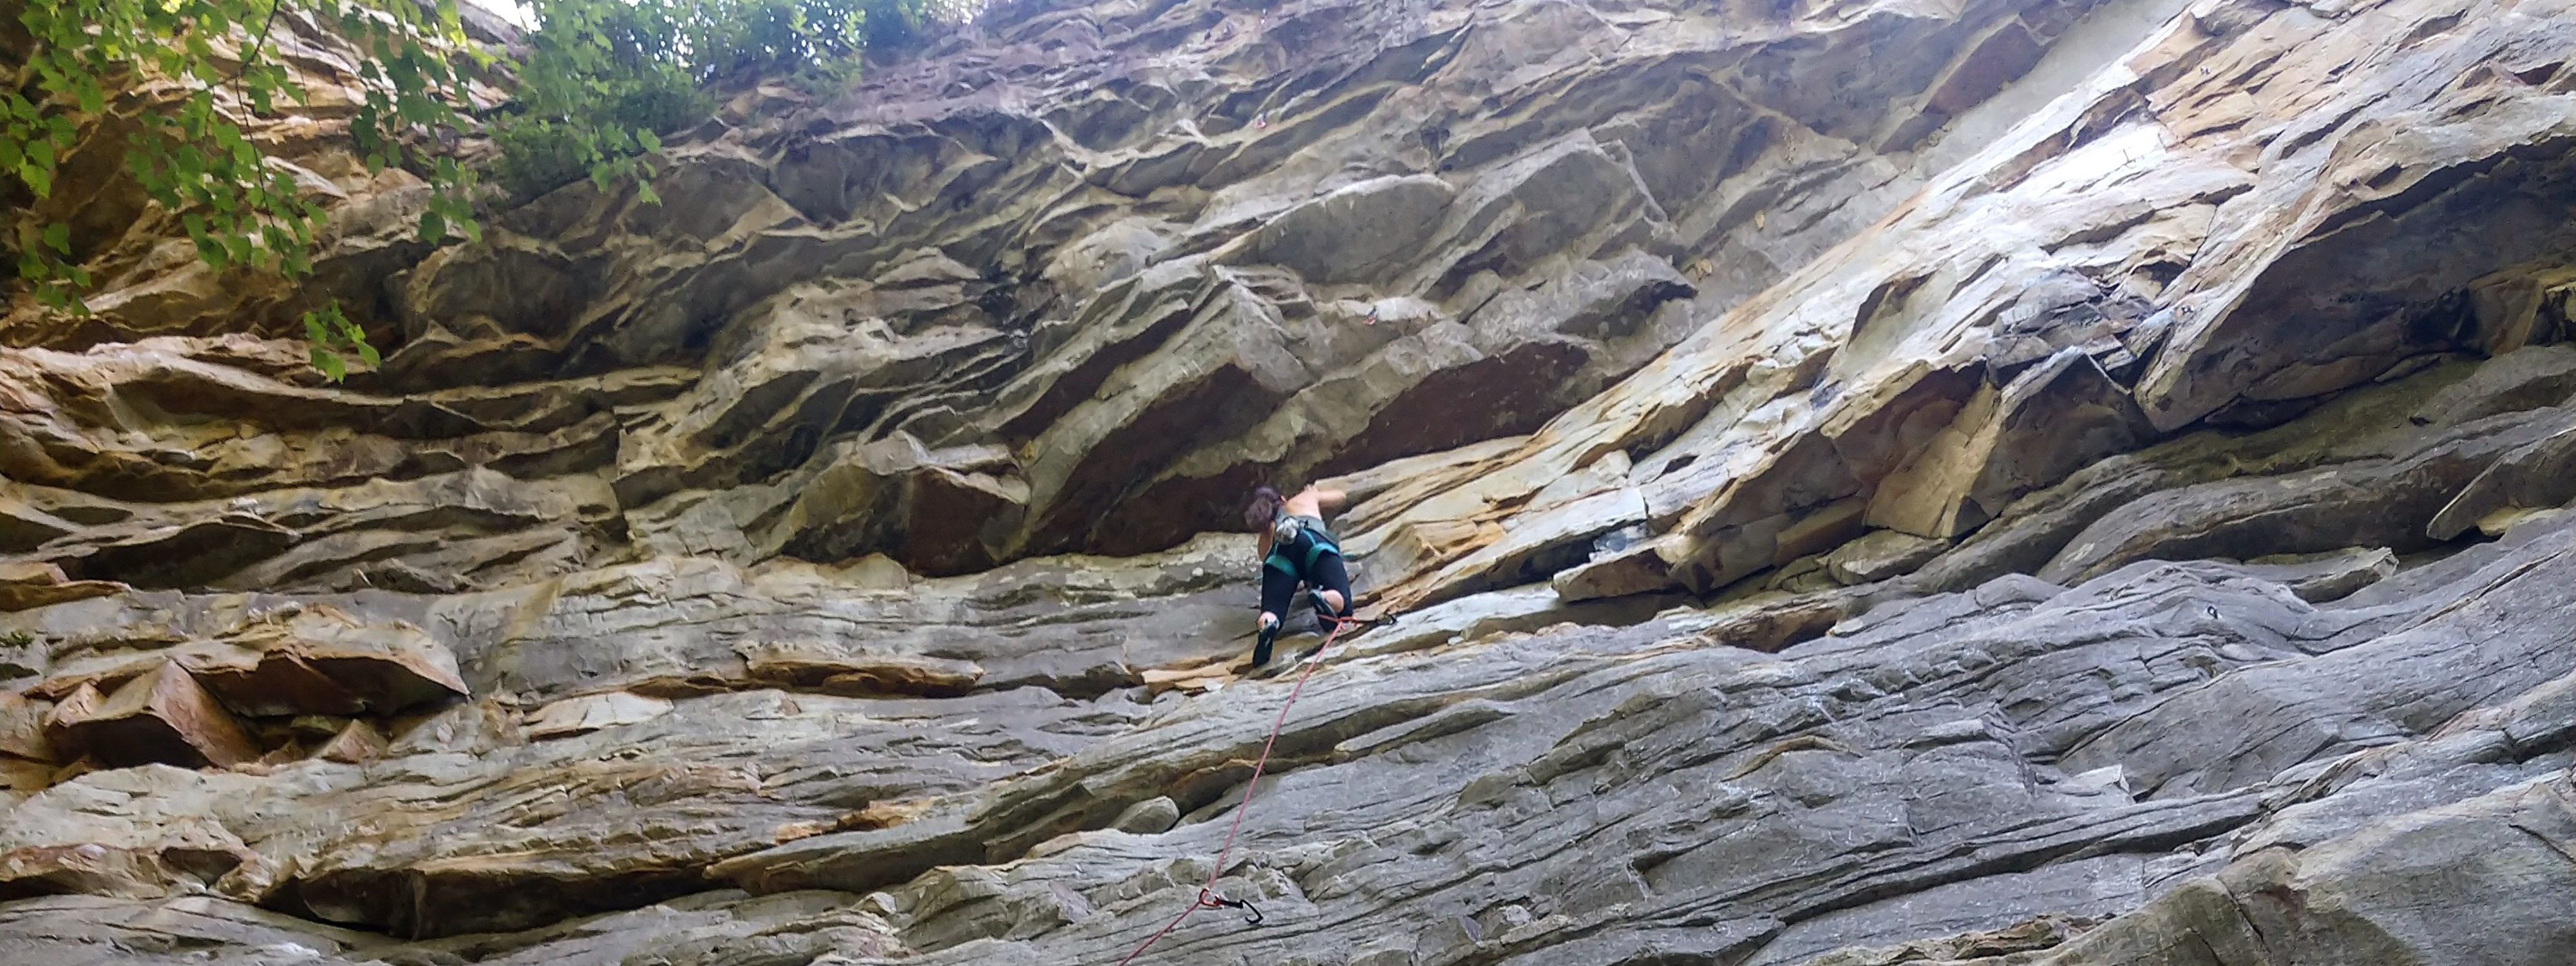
3, 0, 2576, 962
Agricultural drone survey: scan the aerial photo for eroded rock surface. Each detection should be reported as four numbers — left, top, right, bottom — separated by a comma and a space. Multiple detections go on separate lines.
3, 0, 2575, 961
1343, 0, 2576, 615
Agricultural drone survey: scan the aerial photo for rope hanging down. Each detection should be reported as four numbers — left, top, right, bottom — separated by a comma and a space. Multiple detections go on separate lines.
1113, 614, 1359, 965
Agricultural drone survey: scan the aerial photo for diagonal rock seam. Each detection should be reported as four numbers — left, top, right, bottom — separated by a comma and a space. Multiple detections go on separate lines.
1, 0, 2575, 961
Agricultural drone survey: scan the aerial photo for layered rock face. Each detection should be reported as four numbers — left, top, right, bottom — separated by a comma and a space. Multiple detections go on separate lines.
5, 0, 2576, 963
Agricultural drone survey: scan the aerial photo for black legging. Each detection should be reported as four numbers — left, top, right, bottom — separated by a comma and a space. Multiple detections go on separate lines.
1262, 536, 1352, 621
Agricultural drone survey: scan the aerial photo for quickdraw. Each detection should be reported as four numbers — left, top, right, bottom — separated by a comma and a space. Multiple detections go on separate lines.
1205, 894, 1262, 925
1111, 614, 1359, 965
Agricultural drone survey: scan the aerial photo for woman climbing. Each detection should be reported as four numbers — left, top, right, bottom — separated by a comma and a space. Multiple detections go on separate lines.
1244, 483, 1354, 668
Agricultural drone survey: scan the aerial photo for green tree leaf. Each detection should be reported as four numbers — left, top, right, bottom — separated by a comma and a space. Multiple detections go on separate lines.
6, 0, 960, 379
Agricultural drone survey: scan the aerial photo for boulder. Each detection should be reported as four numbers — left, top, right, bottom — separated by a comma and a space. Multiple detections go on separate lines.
50, 663, 258, 770
310, 721, 387, 765
175, 607, 468, 717
0, 692, 55, 762
0, 562, 123, 613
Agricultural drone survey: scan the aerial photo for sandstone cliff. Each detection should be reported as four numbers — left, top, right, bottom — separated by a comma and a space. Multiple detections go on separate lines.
3, 0, 2574, 963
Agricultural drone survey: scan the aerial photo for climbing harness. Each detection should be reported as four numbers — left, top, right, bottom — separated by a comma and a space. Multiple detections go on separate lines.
1111, 612, 1360, 965
1264, 515, 1341, 578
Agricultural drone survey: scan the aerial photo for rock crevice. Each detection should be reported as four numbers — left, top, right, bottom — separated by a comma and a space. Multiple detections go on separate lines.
3, 0, 2575, 962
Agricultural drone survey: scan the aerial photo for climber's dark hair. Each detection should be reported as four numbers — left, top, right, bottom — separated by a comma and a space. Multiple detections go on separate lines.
1244, 486, 1285, 531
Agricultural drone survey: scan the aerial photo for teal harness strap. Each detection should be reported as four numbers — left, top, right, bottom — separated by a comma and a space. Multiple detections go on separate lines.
1301, 529, 1341, 570
1265, 518, 1341, 576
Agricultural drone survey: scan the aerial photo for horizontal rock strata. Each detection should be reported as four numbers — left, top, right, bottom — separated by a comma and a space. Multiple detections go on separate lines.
3, 0, 2574, 961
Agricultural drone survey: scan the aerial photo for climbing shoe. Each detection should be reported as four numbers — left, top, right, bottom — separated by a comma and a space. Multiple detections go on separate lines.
1251, 621, 1280, 668
1309, 595, 1349, 623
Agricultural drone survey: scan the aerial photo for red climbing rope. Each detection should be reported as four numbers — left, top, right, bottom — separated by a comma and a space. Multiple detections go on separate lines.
1112, 614, 1359, 966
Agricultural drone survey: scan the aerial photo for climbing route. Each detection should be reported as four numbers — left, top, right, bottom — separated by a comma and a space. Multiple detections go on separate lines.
1113, 614, 1360, 965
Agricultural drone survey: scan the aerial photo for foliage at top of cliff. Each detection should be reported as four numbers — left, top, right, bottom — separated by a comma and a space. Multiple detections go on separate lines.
1, 0, 962, 377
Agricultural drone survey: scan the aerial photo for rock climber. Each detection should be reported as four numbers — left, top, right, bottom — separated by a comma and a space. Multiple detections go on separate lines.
1244, 483, 1354, 668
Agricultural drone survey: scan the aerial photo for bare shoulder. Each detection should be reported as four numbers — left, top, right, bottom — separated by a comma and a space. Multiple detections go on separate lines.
1298, 485, 1350, 512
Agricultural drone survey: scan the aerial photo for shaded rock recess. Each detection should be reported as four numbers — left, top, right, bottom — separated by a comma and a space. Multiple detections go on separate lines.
4, 0, 2576, 963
